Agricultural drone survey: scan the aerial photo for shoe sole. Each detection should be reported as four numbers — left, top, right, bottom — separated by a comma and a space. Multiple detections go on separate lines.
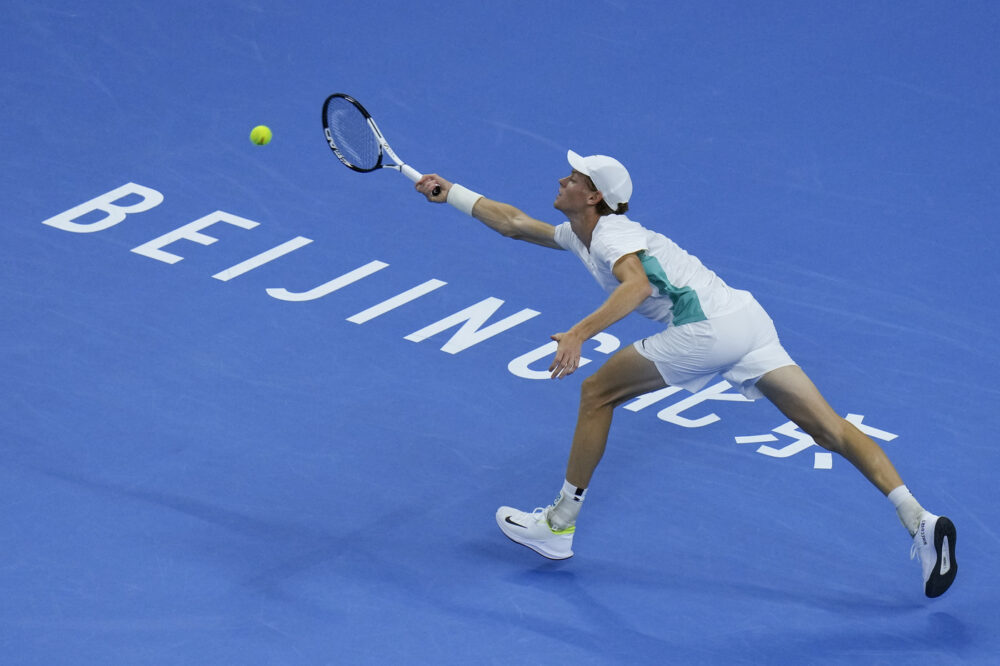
495, 514, 573, 560
925, 516, 957, 598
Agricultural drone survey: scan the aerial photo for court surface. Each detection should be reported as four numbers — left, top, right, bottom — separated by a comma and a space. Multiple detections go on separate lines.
3, 2, 999, 664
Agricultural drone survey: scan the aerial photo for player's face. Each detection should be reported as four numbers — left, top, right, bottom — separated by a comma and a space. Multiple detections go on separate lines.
554, 171, 600, 213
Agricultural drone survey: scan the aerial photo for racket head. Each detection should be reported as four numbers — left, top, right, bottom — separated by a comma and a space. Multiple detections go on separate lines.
322, 93, 383, 172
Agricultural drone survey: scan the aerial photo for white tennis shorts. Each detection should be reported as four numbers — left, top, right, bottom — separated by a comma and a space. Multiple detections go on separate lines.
634, 298, 796, 400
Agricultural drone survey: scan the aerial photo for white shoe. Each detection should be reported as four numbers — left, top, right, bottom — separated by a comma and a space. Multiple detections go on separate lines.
910, 511, 957, 598
496, 505, 574, 560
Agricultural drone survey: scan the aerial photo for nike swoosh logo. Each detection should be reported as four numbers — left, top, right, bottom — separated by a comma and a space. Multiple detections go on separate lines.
505, 516, 527, 529
940, 536, 951, 575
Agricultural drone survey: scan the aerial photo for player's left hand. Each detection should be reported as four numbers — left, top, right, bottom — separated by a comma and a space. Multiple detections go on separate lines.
549, 331, 583, 379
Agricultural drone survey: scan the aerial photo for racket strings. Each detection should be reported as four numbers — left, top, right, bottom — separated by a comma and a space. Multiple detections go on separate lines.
326, 98, 380, 170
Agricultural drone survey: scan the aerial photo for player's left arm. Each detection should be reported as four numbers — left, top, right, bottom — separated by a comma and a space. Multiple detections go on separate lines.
549, 252, 651, 379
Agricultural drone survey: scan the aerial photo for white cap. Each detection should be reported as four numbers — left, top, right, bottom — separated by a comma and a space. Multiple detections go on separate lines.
567, 150, 632, 210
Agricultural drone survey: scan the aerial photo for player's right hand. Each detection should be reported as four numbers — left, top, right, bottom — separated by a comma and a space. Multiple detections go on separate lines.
416, 174, 450, 203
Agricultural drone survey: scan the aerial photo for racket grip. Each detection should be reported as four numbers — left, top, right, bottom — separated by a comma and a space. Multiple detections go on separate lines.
400, 164, 422, 183
401, 164, 441, 196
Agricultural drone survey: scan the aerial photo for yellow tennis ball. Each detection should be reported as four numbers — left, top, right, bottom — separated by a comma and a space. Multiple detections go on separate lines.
250, 125, 272, 145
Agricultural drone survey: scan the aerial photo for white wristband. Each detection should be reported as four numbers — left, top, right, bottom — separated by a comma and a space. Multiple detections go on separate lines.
447, 184, 482, 216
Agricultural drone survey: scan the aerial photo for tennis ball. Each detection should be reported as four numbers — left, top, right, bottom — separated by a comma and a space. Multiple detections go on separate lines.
250, 125, 272, 145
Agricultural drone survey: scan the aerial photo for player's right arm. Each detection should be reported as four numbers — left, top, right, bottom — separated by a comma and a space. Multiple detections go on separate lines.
416, 174, 563, 250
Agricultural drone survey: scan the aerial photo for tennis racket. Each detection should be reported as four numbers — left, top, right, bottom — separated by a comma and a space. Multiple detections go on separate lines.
322, 93, 440, 195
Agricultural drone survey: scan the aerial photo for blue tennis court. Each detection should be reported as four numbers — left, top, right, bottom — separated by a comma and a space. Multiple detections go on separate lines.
3, 2, 999, 663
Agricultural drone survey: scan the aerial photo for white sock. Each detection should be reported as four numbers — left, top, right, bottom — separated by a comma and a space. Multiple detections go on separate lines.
548, 480, 586, 530
888, 485, 924, 537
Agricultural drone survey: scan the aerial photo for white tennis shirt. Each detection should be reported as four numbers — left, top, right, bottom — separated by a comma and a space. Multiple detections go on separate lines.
553, 215, 752, 327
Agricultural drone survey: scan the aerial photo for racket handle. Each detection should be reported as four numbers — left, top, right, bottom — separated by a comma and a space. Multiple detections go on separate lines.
401, 164, 441, 196
400, 164, 422, 183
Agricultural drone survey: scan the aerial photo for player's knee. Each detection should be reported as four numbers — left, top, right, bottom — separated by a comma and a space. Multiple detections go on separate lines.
579, 374, 614, 412
808, 417, 851, 454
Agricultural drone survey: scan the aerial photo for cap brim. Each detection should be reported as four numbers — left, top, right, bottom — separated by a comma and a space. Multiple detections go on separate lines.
567, 149, 588, 176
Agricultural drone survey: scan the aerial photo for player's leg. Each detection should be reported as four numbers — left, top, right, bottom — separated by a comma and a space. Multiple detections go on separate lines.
754, 364, 957, 597
564, 344, 668, 488
753, 364, 903, 494
495, 345, 666, 560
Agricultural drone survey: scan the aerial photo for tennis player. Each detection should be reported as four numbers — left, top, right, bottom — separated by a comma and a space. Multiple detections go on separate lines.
415, 151, 957, 597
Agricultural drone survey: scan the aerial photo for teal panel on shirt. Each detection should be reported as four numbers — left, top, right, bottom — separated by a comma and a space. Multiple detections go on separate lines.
637, 251, 707, 325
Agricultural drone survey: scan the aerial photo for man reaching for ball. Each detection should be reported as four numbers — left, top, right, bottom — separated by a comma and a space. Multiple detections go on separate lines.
414, 150, 957, 598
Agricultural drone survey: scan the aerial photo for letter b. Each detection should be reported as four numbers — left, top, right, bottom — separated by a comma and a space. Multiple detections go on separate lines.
41, 183, 164, 233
